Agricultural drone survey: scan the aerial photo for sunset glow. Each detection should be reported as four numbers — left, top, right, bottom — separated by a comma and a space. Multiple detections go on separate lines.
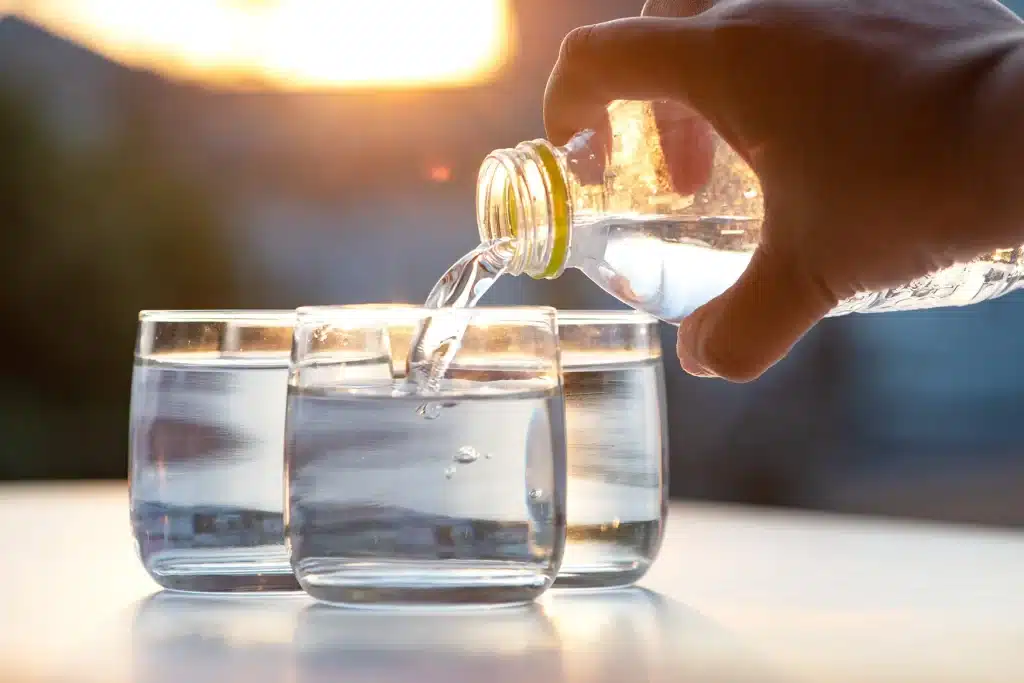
12, 0, 513, 89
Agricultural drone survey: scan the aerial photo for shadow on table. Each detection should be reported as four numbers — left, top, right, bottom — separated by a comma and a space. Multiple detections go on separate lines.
131, 588, 791, 683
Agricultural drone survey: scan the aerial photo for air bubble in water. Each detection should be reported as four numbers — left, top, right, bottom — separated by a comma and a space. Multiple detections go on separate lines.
444, 465, 457, 480
454, 446, 480, 464
528, 488, 543, 500
417, 402, 443, 420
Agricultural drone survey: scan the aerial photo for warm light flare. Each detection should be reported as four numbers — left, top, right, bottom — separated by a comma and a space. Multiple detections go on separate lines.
11, 0, 513, 89
428, 165, 453, 183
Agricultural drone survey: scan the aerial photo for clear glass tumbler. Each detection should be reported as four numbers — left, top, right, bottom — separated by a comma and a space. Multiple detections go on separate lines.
129, 310, 299, 592
555, 310, 668, 589
285, 305, 566, 607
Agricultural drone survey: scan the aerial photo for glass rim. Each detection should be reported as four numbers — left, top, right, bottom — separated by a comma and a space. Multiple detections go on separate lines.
295, 304, 558, 323
556, 310, 659, 326
138, 309, 296, 323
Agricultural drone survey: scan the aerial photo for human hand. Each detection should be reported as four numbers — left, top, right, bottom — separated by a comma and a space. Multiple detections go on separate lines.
545, 0, 1024, 381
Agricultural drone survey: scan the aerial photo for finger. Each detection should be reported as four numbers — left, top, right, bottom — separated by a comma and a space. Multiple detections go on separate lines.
652, 100, 716, 196
676, 239, 838, 382
543, 17, 715, 145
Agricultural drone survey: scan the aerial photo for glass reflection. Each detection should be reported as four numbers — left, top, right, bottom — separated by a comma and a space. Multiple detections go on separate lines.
293, 603, 561, 683
545, 587, 788, 683
131, 587, 785, 683
132, 592, 308, 683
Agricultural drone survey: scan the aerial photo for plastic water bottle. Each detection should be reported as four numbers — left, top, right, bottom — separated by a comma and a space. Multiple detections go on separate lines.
476, 99, 1024, 322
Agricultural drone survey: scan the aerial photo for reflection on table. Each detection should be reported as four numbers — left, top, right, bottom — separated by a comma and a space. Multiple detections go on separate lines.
130, 587, 781, 683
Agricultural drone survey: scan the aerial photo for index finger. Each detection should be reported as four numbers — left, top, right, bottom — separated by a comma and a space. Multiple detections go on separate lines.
542, 16, 714, 145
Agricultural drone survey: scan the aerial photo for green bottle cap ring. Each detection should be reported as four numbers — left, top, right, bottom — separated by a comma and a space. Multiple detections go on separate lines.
533, 143, 570, 279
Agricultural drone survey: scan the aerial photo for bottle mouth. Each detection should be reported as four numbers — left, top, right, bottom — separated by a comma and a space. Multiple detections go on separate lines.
476, 140, 571, 279
476, 151, 521, 270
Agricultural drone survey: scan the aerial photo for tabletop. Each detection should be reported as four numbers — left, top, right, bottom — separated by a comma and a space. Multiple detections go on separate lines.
1, 482, 1022, 683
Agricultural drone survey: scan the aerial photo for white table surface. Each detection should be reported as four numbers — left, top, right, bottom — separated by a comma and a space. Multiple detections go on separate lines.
2, 482, 1022, 683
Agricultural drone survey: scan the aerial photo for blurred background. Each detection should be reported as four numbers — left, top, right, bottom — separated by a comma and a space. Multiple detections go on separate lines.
2, 0, 1022, 527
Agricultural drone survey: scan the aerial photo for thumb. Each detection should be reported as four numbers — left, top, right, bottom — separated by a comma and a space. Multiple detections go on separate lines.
676, 242, 838, 382
543, 16, 716, 145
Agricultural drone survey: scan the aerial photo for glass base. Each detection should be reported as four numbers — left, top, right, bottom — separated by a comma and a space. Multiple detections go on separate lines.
142, 547, 301, 593
553, 559, 652, 590
295, 558, 554, 608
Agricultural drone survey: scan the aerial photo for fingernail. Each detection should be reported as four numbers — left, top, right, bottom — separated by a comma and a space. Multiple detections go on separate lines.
677, 317, 717, 378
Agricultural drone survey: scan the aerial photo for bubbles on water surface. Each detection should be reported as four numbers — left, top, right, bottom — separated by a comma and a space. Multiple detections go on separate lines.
454, 446, 481, 464
445, 447, 492, 478
416, 402, 443, 420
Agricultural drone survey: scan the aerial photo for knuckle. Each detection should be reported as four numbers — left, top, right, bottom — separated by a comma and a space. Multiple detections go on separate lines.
558, 25, 597, 67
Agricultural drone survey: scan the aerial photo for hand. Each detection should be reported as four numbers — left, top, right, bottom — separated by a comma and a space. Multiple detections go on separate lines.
544, 0, 1024, 381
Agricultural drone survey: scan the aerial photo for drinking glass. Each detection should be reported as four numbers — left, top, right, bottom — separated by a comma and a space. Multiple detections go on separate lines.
285, 304, 565, 607
129, 310, 299, 592
555, 310, 668, 588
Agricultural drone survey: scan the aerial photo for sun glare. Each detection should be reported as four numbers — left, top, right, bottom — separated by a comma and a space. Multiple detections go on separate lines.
12, 0, 513, 89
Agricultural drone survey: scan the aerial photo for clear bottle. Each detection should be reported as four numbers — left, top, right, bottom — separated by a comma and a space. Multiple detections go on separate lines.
476, 99, 1024, 322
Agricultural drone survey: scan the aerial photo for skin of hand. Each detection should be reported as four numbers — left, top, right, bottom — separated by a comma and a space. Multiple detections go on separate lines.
544, 0, 1024, 382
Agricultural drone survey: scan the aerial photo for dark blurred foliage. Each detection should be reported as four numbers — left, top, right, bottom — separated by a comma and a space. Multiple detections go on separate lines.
0, 85, 243, 478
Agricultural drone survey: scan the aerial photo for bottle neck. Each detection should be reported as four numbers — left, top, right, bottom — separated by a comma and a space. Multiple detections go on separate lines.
476, 140, 572, 279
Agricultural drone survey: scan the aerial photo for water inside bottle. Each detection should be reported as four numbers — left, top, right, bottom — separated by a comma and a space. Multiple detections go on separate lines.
571, 212, 1024, 320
